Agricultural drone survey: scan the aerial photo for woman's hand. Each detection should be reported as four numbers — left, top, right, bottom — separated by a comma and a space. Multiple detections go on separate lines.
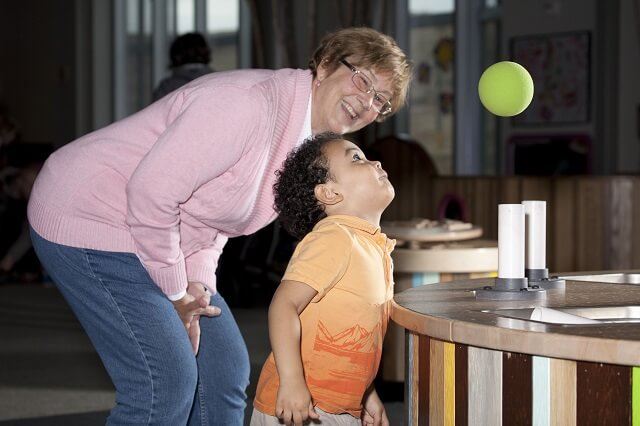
361, 388, 389, 426
171, 281, 220, 354
275, 376, 319, 426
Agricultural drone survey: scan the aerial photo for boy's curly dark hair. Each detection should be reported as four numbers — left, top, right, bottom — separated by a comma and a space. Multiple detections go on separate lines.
274, 132, 343, 240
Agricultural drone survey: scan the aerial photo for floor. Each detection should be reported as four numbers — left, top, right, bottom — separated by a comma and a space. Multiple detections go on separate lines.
0, 284, 404, 425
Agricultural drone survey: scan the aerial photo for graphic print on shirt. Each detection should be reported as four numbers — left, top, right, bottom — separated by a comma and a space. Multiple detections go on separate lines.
307, 320, 383, 398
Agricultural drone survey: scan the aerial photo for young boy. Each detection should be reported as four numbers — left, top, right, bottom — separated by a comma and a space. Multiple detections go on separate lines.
251, 133, 395, 426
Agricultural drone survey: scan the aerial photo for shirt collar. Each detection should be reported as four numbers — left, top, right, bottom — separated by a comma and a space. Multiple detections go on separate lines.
315, 215, 396, 252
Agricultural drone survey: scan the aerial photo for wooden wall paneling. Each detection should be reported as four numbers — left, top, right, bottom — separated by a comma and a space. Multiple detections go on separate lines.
576, 361, 631, 425
487, 178, 500, 239
471, 177, 497, 240
381, 142, 400, 220
464, 178, 478, 225
498, 177, 522, 204
406, 141, 425, 219
521, 177, 552, 202
412, 143, 428, 219
576, 178, 605, 271
551, 178, 576, 273
453, 178, 472, 222
468, 346, 502, 425
521, 178, 553, 270
633, 178, 640, 268
431, 177, 456, 220
550, 358, 576, 426
455, 344, 468, 426
418, 173, 434, 220
399, 142, 413, 219
631, 177, 640, 269
502, 352, 532, 425
409, 175, 640, 272
606, 177, 634, 269
532, 356, 551, 426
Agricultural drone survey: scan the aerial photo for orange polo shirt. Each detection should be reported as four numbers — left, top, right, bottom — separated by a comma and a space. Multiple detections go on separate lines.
253, 215, 395, 418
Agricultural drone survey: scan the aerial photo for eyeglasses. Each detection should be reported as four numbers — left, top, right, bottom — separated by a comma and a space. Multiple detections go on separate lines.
339, 58, 393, 116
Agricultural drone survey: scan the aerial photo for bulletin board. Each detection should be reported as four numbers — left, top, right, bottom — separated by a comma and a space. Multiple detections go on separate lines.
511, 31, 591, 125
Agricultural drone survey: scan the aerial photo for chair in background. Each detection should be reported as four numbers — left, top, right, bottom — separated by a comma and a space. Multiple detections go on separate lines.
365, 134, 438, 221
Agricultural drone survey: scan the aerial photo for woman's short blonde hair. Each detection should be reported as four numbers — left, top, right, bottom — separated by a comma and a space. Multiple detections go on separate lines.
309, 27, 413, 119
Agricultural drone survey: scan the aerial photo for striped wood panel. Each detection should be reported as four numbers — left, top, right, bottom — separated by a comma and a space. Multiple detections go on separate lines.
468, 346, 502, 424
576, 361, 631, 425
502, 352, 532, 425
405, 339, 640, 425
455, 344, 468, 426
419, 335, 430, 426
532, 356, 550, 426
550, 358, 576, 425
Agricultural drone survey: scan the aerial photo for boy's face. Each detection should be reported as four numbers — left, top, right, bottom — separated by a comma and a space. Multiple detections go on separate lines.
320, 139, 394, 216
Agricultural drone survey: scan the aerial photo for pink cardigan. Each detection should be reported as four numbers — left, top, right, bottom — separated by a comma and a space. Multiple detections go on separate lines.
28, 68, 312, 297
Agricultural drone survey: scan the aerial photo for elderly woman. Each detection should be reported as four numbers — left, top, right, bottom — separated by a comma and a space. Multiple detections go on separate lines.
28, 27, 412, 425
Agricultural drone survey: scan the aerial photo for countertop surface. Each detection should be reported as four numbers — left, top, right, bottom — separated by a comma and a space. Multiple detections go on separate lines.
391, 276, 640, 365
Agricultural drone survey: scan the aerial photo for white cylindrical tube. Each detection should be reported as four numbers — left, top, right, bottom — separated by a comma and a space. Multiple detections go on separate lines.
522, 200, 546, 269
498, 204, 525, 278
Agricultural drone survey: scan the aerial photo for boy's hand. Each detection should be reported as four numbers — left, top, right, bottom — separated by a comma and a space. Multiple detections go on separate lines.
275, 377, 319, 426
361, 388, 389, 426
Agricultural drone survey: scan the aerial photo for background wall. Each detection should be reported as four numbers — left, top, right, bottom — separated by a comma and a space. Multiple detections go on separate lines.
0, 0, 77, 147
617, 0, 640, 173
500, 0, 640, 175
500, 0, 599, 171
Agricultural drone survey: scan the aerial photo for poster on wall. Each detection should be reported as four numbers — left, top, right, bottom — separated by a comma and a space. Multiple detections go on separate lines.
511, 31, 590, 125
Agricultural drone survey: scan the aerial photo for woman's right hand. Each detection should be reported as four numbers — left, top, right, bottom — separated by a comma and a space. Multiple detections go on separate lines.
275, 376, 319, 426
171, 281, 221, 355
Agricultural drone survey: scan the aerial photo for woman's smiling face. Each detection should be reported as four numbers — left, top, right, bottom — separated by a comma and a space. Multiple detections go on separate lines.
311, 58, 394, 135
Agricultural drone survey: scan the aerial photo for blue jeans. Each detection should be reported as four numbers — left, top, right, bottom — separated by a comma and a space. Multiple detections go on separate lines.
30, 228, 250, 425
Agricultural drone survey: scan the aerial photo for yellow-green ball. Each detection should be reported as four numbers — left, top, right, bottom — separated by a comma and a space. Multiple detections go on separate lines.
478, 61, 534, 117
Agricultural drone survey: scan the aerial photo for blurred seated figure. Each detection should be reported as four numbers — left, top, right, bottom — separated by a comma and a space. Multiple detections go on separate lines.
0, 107, 18, 169
365, 134, 438, 220
152, 32, 214, 101
366, 133, 438, 176
0, 112, 49, 283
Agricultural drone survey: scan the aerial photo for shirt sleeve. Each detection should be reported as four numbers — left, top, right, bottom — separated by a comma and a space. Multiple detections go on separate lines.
282, 225, 353, 303
184, 234, 228, 288
126, 86, 262, 297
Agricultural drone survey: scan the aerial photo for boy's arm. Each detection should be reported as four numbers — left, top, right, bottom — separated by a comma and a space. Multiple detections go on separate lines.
362, 386, 390, 425
268, 279, 321, 424
268, 279, 317, 383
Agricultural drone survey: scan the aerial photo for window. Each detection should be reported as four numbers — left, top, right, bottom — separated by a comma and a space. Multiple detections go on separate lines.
206, 0, 239, 71
125, 0, 152, 114
114, 0, 242, 118
408, 2, 455, 174
407, 0, 501, 175
481, 1, 501, 174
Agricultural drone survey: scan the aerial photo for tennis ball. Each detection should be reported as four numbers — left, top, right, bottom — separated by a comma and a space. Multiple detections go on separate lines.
478, 61, 534, 117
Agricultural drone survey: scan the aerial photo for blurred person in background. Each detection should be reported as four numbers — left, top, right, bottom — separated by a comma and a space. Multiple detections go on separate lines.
153, 32, 215, 101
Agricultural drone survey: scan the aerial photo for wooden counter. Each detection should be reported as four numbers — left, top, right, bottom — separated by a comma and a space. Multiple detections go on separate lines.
392, 276, 640, 425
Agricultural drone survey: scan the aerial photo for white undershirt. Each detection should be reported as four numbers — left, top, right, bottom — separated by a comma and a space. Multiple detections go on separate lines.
296, 93, 313, 146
